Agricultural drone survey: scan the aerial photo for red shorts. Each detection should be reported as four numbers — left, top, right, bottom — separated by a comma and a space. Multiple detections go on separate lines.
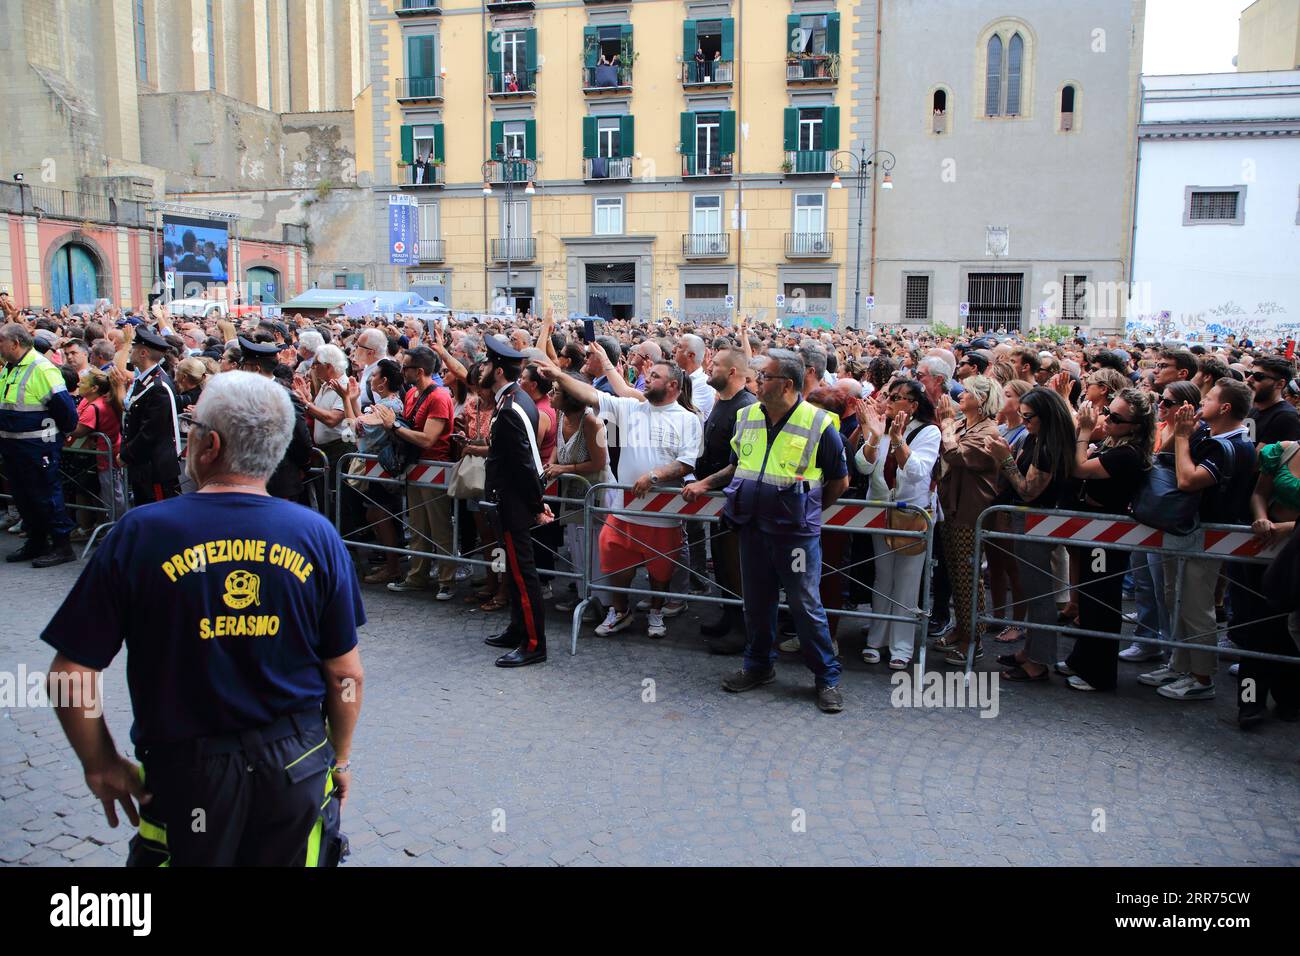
598, 516, 683, 584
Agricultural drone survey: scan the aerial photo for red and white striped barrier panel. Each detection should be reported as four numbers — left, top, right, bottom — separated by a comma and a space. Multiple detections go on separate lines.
356, 460, 448, 485
620, 490, 727, 517
1202, 529, 1283, 560
1022, 513, 1165, 547
821, 503, 891, 528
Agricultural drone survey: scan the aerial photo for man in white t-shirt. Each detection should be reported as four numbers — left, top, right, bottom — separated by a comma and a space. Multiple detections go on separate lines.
543, 350, 702, 640
673, 333, 715, 420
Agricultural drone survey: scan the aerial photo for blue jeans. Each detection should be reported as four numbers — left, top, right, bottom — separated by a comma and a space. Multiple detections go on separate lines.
1132, 550, 1169, 658
739, 526, 841, 687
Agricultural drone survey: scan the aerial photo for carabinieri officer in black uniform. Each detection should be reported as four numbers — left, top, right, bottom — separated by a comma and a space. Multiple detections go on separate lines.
481, 336, 553, 667
120, 326, 181, 506
42, 371, 365, 866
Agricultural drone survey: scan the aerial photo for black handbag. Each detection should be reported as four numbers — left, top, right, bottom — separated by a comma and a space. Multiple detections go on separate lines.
1132, 452, 1201, 536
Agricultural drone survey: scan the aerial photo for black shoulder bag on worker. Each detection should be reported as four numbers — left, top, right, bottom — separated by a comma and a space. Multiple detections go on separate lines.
378, 385, 434, 476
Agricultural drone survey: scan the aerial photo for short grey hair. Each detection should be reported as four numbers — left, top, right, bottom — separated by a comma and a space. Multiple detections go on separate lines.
679, 333, 706, 364
0, 323, 33, 349
357, 328, 387, 353
89, 341, 115, 365
459, 333, 485, 362
632, 340, 662, 363
298, 330, 323, 356
766, 348, 806, 387
798, 344, 827, 380
595, 334, 621, 366
918, 355, 954, 384
314, 343, 348, 377
191, 371, 294, 481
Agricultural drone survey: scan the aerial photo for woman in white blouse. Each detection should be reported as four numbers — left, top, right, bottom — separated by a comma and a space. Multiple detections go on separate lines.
854, 379, 942, 668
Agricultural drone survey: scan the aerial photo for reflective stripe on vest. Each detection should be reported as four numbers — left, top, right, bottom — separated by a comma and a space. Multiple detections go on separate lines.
732, 401, 833, 488
0, 352, 57, 413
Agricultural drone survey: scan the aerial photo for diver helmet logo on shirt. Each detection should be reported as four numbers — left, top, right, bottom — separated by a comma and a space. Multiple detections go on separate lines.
222, 570, 261, 610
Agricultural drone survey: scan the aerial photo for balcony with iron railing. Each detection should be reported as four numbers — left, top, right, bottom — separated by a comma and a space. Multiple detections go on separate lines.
487, 69, 536, 97
582, 64, 632, 93
417, 238, 446, 262
399, 162, 445, 188
681, 59, 733, 87
682, 232, 729, 258
783, 150, 832, 175
485, 159, 534, 184
395, 75, 443, 103
785, 232, 833, 258
395, 0, 441, 15
0, 182, 148, 227
492, 237, 536, 261
785, 54, 839, 84
485, 0, 532, 9
584, 156, 633, 181
681, 152, 733, 178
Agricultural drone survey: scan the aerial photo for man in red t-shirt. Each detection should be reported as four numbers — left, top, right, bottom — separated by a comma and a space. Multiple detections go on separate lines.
372, 346, 456, 599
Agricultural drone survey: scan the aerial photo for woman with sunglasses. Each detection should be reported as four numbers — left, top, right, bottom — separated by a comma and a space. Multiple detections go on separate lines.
854, 379, 941, 668
984, 388, 1076, 681
934, 375, 1004, 665
1060, 388, 1155, 691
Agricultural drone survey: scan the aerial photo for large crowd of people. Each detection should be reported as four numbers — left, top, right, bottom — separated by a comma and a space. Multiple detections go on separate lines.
3, 292, 1299, 723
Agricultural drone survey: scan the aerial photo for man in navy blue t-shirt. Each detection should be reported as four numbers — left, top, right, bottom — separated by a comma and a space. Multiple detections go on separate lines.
42, 372, 366, 866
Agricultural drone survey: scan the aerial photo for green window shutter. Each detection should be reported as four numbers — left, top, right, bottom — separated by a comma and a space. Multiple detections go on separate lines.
787, 15, 801, 55
525, 28, 538, 72
400, 124, 414, 164
823, 106, 839, 149
524, 119, 537, 160
720, 110, 736, 154
583, 27, 598, 68
619, 23, 632, 44
721, 19, 734, 60
433, 123, 445, 163
683, 20, 697, 60
409, 35, 435, 77
582, 117, 596, 159
783, 109, 797, 152
827, 13, 840, 55
489, 120, 504, 159
680, 111, 695, 153
487, 31, 500, 75
619, 115, 634, 157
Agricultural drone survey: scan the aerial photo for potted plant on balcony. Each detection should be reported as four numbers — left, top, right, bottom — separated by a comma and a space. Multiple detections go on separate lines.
780, 159, 793, 173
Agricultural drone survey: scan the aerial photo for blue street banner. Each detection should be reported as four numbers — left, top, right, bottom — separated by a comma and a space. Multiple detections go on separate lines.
388, 195, 420, 265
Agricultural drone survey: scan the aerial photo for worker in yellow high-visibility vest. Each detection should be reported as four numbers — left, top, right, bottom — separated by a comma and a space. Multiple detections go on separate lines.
683, 349, 850, 714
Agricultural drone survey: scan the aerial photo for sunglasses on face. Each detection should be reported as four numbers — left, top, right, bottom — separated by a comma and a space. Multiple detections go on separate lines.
1099, 407, 1135, 425
1020, 410, 1037, 421
1248, 371, 1277, 382
1159, 397, 1178, 408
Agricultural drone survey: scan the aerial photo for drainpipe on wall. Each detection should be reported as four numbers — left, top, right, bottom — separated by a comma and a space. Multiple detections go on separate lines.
866, 0, 882, 311
734, 0, 743, 319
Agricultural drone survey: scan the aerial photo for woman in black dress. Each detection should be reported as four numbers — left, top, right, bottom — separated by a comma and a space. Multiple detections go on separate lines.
1062, 387, 1155, 691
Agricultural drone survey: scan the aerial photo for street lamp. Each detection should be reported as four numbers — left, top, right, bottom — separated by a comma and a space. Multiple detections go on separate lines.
481, 145, 538, 314
830, 147, 895, 330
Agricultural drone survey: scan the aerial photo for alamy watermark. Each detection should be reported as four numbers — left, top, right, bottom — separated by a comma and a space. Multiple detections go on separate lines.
0, 665, 103, 717
890, 665, 1000, 718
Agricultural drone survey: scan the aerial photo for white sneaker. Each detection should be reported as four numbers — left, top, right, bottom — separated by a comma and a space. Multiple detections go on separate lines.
1138, 665, 1184, 687
435, 584, 455, 601
778, 636, 801, 653
1157, 674, 1215, 700
1228, 662, 1239, 677
1121, 611, 1138, 625
1066, 675, 1097, 692
646, 611, 666, 639
1055, 660, 1075, 677
660, 600, 687, 618
540, 584, 553, 600
595, 607, 634, 637
635, 598, 652, 611
1119, 642, 1163, 663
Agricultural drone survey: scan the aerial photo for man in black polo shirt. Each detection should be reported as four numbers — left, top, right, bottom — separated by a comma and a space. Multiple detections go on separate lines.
682, 347, 756, 653
1246, 355, 1300, 446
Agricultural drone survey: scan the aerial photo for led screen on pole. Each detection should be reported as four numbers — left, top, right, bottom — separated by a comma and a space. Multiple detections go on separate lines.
160, 215, 230, 295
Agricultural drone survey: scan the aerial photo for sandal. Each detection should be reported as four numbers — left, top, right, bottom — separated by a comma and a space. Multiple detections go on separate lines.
478, 596, 510, 612
994, 627, 1024, 644
1001, 664, 1048, 682
932, 635, 962, 652
464, 589, 494, 604
996, 652, 1024, 668
1057, 603, 1078, 623
889, 658, 910, 671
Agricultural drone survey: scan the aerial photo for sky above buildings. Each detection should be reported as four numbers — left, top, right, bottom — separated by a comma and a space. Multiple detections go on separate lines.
1143, 0, 1256, 75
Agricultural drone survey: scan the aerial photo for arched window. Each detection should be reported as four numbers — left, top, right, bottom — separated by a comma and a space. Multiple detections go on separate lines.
932, 88, 949, 133
933, 89, 947, 113
1005, 33, 1024, 115
984, 35, 1002, 116
49, 242, 101, 311
1060, 84, 1076, 130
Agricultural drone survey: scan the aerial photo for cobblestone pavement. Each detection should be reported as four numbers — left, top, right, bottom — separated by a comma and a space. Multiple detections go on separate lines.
2, 556, 1298, 867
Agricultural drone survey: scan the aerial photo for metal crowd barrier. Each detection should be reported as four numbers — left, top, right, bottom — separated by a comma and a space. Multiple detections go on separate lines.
305, 446, 332, 518
969, 504, 1300, 673
0, 431, 120, 559
570, 482, 936, 664
332, 453, 592, 646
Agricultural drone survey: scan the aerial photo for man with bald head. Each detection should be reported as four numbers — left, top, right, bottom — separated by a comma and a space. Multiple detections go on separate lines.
674, 333, 714, 418
353, 327, 388, 408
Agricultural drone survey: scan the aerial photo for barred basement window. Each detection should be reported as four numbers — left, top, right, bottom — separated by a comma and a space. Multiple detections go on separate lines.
904, 275, 930, 322
1188, 191, 1241, 222
1062, 274, 1088, 322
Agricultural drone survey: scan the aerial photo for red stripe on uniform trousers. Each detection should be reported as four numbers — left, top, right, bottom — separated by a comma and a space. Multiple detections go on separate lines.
501, 530, 538, 653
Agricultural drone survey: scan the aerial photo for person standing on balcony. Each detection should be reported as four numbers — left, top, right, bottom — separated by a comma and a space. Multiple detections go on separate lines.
694, 47, 705, 83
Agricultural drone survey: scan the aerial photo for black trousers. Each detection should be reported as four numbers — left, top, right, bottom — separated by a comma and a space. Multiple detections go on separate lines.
1231, 563, 1300, 713
1066, 545, 1122, 691
128, 710, 341, 867
531, 519, 564, 581
490, 504, 546, 653
930, 520, 952, 625
129, 473, 180, 508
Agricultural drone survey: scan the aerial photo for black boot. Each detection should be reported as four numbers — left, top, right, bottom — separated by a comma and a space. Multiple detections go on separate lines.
32, 540, 76, 568
6, 541, 47, 563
